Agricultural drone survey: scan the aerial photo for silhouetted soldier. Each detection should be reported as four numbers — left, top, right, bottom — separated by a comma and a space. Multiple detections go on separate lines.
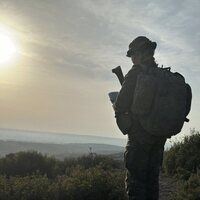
114, 36, 166, 200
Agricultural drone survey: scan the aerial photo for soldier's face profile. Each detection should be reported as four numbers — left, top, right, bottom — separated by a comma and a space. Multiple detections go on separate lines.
131, 54, 141, 65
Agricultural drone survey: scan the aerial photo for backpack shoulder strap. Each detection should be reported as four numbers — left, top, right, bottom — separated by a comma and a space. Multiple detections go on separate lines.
185, 83, 192, 121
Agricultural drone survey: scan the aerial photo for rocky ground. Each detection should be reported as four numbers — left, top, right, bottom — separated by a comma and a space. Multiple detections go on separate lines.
159, 173, 178, 200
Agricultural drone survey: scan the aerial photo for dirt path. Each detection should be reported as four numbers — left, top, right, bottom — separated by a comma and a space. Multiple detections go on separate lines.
159, 173, 178, 200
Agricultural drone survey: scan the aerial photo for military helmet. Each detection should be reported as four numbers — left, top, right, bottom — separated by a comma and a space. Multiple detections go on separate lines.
126, 36, 157, 57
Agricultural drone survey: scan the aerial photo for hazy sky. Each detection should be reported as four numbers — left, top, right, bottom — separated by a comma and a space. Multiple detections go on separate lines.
0, 0, 199, 139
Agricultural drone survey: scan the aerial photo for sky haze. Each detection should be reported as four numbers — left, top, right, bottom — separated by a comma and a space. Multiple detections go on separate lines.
0, 0, 199, 140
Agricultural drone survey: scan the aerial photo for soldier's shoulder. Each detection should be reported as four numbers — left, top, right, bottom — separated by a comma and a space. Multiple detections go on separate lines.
125, 65, 141, 78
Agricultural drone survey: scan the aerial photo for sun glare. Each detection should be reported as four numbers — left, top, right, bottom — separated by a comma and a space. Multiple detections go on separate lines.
0, 31, 17, 64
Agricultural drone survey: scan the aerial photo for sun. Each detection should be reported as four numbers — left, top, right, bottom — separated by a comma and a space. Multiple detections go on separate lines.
0, 31, 17, 64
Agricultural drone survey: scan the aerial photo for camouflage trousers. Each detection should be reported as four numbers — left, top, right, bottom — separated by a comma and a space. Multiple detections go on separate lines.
124, 141, 164, 200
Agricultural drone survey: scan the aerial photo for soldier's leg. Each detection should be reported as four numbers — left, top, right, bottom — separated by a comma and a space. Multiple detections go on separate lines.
146, 145, 164, 200
124, 143, 149, 200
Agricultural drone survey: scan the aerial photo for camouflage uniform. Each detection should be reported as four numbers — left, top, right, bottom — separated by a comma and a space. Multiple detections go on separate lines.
115, 65, 166, 200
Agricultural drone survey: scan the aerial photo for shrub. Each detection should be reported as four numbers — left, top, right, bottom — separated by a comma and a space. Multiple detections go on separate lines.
174, 173, 200, 200
0, 166, 127, 200
163, 130, 200, 200
0, 175, 51, 200
0, 152, 126, 200
163, 130, 200, 178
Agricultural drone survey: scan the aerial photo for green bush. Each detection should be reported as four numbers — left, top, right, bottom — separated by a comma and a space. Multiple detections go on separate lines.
0, 152, 127, 200
174, 173, 200, 200
0, 166, 127, 200
163, 130, 200, 178
163, 130, 200, 199
63, 154, 121, 171
0, 175, 52, 200
51, 166, 126, 200
0, 151, 63, 178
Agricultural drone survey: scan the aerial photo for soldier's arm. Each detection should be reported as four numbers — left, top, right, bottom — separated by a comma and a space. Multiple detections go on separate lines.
115, 68, 138, 113
114, 67, 139, 134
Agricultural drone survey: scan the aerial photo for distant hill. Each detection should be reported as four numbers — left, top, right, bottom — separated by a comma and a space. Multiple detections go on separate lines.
0, 128, 171, 150
0, 140, 124, 160
0, 128, 126, 147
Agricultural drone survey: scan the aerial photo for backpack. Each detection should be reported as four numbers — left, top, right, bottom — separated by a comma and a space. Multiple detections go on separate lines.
131, 65, 192, 137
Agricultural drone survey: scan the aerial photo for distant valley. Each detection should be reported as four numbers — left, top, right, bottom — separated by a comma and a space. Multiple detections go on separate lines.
0, 128, 125, 160
0, 140, 124, 160
0, 128, 171, 160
